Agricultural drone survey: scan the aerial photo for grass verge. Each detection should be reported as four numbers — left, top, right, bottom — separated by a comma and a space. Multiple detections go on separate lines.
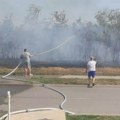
66, 115, 120, 120
30, 75, 120, 85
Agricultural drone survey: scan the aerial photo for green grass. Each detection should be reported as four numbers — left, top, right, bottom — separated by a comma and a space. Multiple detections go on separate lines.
30, 75, 120, 85
66, 115, 120, 120
31, 76, 65, 84
30, 75, 89, 85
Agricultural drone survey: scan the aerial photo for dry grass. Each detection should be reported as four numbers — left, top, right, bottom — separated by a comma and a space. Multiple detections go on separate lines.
0, 66, 120, 85
97, 67, 120, 75
23, 67, 120, 75
0, 67, 120, 75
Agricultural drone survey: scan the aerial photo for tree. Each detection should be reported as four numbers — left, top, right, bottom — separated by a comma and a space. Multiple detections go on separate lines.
95, 9, 120, 64
23, 4, 41, 26
52, 10, 68, 25
95, 9, 120, 31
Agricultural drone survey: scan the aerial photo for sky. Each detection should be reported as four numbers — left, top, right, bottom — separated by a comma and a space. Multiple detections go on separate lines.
0, 0, 120, 25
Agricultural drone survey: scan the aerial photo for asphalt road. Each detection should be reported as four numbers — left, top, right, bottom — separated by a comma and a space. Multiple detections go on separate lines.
0, 76, 120, 115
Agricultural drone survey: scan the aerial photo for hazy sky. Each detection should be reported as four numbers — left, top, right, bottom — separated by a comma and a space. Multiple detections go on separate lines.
0, 0, 120, 25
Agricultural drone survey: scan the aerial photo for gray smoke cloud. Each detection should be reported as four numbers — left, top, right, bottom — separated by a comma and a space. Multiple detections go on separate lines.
0, 9, 120, 67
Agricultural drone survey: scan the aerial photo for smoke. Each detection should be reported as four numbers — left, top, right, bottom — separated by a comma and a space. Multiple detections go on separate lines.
0, 12, 120, 67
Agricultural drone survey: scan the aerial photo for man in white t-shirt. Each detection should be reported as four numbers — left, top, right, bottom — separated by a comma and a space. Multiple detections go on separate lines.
86, 56, 97, 87
20, 49, 33, 78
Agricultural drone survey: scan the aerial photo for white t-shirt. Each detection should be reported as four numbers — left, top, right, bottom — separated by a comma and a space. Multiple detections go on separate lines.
21, 51, 31, 62
87, 60, 96, 71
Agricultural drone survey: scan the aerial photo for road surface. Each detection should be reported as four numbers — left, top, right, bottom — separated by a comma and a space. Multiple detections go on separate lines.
0, 75, 120, 115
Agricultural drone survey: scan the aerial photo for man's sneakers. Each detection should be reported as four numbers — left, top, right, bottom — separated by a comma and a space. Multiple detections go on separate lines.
25, 74, 33, 79
30, 74, 33, 77
87, 83, 96, 88
92, 83, 96, 86
29, 74, 33, 78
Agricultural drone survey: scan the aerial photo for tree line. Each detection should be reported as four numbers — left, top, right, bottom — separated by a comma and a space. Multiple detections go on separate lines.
0, 5, 120, 66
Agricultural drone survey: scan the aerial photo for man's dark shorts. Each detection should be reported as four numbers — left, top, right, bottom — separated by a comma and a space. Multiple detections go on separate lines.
88, 71, 96, 78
